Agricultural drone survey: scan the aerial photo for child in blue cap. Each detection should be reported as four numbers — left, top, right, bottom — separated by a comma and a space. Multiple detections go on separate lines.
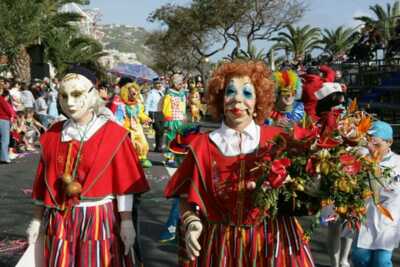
351, 120, 400, 267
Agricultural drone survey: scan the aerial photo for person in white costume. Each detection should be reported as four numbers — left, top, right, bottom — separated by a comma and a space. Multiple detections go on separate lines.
351, 120, 400, 267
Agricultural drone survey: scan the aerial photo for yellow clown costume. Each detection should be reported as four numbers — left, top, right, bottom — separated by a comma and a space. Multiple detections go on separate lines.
115, 82, 152, 168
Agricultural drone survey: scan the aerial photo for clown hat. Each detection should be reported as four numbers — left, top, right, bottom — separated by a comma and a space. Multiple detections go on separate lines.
273, 70, 302, 99
314, 82, 343, 100
168, 125, 201, 155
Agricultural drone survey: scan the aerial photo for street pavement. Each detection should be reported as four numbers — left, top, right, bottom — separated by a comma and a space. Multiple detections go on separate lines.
1, 121, 400, 266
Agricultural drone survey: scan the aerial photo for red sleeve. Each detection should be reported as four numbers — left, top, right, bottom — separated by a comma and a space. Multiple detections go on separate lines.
31, 156, 46, 203
110, 136, 150, 194
0, 97, 16, 118
320, 65, 336, 82
164, 150, 212, 217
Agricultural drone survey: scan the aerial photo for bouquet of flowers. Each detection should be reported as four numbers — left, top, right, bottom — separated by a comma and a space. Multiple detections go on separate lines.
252, 100, 393, 231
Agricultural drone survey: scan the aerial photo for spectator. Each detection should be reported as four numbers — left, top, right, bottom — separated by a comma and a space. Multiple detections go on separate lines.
34, 88, 53, 128
145, 78, 165, 152
9, 80, 24, 111
47, 81, 59, 118
24, 108, 45, 151
20, 83, 35, 109
0, 90, 16, 163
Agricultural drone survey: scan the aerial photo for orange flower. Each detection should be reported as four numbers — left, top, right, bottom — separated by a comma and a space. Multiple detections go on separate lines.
348, 98, 358, 113
336, 206, 348, 215
361, 190, 373, 199
357, 115, 372, 134
376, 204, 394, 221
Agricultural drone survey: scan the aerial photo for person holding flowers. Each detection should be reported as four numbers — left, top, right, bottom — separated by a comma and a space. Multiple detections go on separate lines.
312, 81, 353, 267
351, 121, 400, 267
164, 61, 314, 266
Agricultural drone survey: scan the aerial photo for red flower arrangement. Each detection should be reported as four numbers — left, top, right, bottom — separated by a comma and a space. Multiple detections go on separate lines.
252, 100, 392, 230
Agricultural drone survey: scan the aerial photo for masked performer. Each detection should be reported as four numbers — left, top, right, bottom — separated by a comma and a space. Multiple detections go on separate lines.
165, 61, 314, 266
27, 67, 150, 266
115, 82, 153, 168
162, 74, 187, 167
268, 69, 304, 127
188, 80, 202, 123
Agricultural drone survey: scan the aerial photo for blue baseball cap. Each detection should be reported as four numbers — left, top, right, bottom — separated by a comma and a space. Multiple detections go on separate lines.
368, 121, 393, 141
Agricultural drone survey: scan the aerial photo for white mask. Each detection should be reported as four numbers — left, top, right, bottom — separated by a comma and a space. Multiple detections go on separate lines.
59, 73, 98, 122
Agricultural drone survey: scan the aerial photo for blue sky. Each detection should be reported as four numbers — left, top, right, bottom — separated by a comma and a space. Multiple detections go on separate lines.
87, 0, 395, 60
88, 0, 395, 29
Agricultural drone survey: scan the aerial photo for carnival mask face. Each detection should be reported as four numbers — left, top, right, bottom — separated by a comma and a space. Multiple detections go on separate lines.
223, 76, 256, 128
128, 87, 138, 102
59, 74, 96, 122
279, 91, 295, 107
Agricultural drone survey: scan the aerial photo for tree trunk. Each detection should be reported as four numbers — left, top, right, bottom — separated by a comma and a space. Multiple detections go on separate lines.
11, 47, 31, 82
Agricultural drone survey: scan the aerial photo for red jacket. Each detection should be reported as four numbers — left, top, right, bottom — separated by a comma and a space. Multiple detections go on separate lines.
0, 96, 16, 121
301, 65, 336, 121
32, 120, 150, 209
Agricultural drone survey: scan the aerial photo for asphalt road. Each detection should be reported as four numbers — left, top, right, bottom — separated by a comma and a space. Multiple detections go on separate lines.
1, 121, 400, 267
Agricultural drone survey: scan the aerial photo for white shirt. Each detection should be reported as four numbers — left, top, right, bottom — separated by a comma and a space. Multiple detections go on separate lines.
357, 150, 400, 250
9, 88, 23, 111
61, 114, 133, 211
209, 120, 260, 156
34, 97, 48, 115
20, 90, 35, 109
145, 88, 164, 113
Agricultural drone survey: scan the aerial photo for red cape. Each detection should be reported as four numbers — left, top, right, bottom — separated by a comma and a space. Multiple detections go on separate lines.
32, 120, 150, 209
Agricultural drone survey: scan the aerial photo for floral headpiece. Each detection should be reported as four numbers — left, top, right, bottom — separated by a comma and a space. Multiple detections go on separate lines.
273, 70, 302, 98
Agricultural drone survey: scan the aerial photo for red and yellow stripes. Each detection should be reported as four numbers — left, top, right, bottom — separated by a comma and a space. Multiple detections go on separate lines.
42, 201, 136, 267
180, 216, 314, 267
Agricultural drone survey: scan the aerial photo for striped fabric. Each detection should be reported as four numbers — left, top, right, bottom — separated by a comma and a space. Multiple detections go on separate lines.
178, 216, 314, 267
42, 201, 136, 267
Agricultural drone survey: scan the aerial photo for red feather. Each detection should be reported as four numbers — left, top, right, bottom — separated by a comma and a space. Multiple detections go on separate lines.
282, 71, 290, 88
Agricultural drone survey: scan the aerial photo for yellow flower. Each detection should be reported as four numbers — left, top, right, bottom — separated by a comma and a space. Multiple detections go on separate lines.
321, 199, 333, 207
321, 161, 330, 175
336, 206, 348, 215
336, 179, 351, 193
361, 190, 373, 199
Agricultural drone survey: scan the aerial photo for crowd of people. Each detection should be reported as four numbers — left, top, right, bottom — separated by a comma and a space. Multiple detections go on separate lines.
0, 60, 397, 267
0, 73, 206, 165
0, 77, 60, 163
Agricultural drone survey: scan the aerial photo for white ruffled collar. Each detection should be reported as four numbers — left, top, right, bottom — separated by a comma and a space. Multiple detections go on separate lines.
61, 114, 108, 142
209, 120, 260, 156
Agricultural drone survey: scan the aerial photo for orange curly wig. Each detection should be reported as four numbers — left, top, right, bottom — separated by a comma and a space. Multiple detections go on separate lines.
206, 60, 275, 125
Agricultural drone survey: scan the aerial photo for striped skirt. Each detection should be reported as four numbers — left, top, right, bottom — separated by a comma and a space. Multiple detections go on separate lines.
42, 201, 136, 267
179, 216, 314, 267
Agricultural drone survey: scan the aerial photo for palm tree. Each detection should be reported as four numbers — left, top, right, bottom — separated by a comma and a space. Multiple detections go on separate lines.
0, 0, 88, 81
321, 26, 359, 61
271, 24, 322, 62
354, 2, 400, 47
45, 28, 107, 78
224, 45, 267, 61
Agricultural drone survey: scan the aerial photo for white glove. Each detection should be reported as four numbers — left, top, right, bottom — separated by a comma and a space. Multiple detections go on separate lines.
120, 219, 136, 255
185, 220, 203, 260
26, 218, 42, 245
